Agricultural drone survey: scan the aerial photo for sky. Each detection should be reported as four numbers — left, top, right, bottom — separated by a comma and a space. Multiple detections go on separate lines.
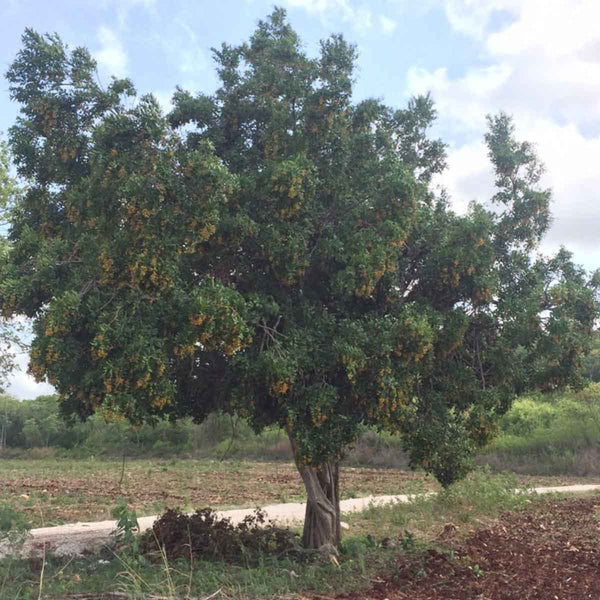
1, 0, 599, 399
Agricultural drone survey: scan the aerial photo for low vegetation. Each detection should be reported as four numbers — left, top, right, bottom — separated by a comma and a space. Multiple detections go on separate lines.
479, 383, 600, 476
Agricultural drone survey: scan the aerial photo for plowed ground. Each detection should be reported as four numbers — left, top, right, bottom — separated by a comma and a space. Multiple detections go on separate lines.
340, 495, 600, 600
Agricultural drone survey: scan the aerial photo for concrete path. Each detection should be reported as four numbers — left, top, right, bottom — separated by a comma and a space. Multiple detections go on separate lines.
3, 484, 600, 558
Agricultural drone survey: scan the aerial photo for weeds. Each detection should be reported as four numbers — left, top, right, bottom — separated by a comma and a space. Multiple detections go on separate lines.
111, 499, 141, 551
436, 467, 531, 521
347, 467, 531, 544
0, 503, 30, 553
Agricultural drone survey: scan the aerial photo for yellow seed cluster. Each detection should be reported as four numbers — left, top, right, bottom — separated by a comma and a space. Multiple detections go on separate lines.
311, 408, 327, 427
223, 337, 243, 356
136, 373, 151, 389
44, 323, 66, 337
99, 251, 114, 284
190, 314, 206, 327
174, 345, 196, 358
394, 339, 432, 363
279, 202, 301, 219
441, 262, 477, 288
59, 147, 76, 162
44, 346, 60, 364
355, 261, 394, 298
473, 287, 492, 304
66, 204, 80, 224
28, 357, 46, 382
33, 101, 58, 136
126, 258, 172, 290
91, 347, 107, 360
150, 395, 169, 408
270, 379, 291, 396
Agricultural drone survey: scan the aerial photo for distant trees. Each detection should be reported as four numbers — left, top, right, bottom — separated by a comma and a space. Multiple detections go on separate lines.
1, 11, 598, 548
0, 393, 250, 452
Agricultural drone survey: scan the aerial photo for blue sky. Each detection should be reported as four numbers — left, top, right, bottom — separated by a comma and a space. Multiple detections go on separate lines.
1, 0, 599, 398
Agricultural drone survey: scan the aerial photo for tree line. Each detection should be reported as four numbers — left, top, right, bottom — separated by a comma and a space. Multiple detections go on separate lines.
0, 393, 243, 453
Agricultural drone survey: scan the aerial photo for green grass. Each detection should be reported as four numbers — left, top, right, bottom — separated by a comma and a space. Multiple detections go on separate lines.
346, 467, 533, 541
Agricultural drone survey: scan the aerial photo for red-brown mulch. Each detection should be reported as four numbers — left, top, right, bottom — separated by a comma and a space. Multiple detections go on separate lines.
340, 495, 600, 600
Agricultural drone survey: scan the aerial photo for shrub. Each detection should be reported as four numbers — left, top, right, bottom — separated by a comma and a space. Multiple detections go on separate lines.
436, 467, 529, 519
139, 507, 300, 565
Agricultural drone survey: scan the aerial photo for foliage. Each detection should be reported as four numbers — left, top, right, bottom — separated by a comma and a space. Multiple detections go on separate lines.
480, 384, 600, 475
0, 139, 25, 391
435, 467, 529, 521
1, 11, 598, 547
0, 393, 273, 455
0, 502, 30, 552
582, 331, 600, 382
111, 498, 140, 551
0, 503, 30, 534
139, 507, 300, 565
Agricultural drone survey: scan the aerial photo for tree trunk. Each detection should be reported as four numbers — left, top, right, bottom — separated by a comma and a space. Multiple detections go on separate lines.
288, 434, 341, 549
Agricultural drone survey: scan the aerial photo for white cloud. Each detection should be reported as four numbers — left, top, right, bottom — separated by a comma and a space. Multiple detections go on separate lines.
405, 0, 600, 272
160, 20, 208, 77
94, 26, 128, 78
282, 0, 375, 33
379, 15, 398, 35
444, 0, 520, 39
178, 22, 209, 74
406, 63, 512, 134
97, 0, 157, 29
433, 140, 495, 215
152, 90, 175, 115
5, 350, 55, 400
486, 0, 600, 57
523, 119, 600, 259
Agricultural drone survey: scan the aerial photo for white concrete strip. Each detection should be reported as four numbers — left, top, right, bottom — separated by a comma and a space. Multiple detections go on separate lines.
525, 484, 600, 494
3, 484, 600, 558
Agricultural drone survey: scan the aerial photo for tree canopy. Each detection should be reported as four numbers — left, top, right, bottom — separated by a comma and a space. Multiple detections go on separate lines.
2, 11, 598, 548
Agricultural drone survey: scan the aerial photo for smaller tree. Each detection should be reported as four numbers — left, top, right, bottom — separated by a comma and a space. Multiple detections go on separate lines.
0, 138, 26, 390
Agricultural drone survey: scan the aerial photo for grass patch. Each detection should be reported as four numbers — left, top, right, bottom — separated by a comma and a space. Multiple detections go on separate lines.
346, 467, 533, 542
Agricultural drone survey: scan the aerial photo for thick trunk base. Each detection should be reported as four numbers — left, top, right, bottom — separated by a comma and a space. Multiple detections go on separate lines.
300, 461, 341, 549
287, 433, 341, 549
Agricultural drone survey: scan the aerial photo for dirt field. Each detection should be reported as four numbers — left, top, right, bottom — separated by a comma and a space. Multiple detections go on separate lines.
341, 495, 600, 600
1, 458, 432, 526
2, 457, 600, 527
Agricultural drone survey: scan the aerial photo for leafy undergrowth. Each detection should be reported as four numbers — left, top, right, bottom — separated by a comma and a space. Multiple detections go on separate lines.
139, 507, 301, 564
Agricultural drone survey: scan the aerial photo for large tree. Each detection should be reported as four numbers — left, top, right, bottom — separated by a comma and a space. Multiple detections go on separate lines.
2, 13, 598, 549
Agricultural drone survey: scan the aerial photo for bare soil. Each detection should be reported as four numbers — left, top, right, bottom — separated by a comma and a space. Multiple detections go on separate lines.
0, 460, 431, 525
3, 457, 600, 527
339, 495, 600, 600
